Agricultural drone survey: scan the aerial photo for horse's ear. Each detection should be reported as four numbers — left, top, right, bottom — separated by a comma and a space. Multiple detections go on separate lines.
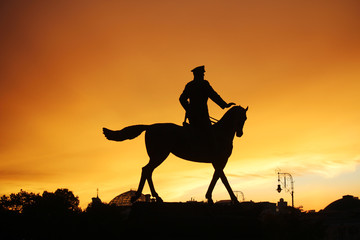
245, 106, 249, 111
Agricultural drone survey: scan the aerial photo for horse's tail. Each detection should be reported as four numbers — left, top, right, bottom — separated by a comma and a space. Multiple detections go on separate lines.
102, 125, 148, 141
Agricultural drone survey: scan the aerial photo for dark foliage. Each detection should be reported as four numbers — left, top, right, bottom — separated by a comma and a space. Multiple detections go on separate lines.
0, 190, 41, 213
0, 189, 80, 215
1, 190, 359, 240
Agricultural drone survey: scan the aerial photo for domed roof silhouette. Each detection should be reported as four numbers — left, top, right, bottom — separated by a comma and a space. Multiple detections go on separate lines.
324, 195, 360, 211
109, 190, 148, 206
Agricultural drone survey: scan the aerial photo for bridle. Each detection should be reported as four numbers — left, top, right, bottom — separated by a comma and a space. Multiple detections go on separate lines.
210, 116, 219, 124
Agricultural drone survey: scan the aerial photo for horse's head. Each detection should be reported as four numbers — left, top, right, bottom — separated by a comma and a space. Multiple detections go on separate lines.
235, 106, 248, 137
216, 105, 248, 138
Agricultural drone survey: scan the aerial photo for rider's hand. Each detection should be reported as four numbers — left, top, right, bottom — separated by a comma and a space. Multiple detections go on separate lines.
226, 102, 236, 108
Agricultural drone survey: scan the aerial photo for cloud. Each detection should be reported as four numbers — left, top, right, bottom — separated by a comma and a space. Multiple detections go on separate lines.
228, 153, 360, 181
0, 169, 55, 181
227, 172, 271, 179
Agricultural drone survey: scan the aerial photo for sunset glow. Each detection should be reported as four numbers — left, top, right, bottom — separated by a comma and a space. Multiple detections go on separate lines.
1, 0, 359, 211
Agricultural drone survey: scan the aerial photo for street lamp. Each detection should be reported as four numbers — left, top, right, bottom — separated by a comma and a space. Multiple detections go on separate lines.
276, 170, 294, 208
234, 191, 245, 202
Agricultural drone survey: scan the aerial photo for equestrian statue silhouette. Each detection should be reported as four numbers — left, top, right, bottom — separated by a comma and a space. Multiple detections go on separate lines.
103, 66, 248, 204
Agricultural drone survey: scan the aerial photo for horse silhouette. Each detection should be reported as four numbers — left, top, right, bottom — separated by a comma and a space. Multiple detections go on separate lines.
103, 105, 248, 204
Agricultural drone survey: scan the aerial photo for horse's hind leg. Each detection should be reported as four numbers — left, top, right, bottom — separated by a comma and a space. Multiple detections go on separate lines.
132, 165, 148, 203
132, 127, 171, 203
145, 155, 168, 202
132, 156, 167, 203
146, 165, 163, 203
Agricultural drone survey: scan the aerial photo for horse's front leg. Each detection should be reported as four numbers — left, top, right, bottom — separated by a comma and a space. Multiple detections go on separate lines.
218, 170, 239, 204
205, 170, 220, 204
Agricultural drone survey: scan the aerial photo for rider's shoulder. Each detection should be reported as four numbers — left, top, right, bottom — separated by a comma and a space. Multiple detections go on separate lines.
193, 79, 210, 85
186, 80, 210, 88
201, 80, 211, 87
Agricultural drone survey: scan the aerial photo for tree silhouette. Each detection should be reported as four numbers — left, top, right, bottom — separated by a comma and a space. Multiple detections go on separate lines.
0, 190, 40, 213
26, 188, 81, 215
0, 188, 80, 215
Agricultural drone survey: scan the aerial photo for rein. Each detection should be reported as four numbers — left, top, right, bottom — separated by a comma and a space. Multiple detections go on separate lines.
183, 113, 219, 125
210, 116, 219, 124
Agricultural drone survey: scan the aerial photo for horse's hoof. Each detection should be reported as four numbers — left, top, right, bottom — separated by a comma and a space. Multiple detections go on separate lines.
156, 196, 163, 203
207, 199, 214, 205
231, 199, 240, 205
131, 193, 141, 203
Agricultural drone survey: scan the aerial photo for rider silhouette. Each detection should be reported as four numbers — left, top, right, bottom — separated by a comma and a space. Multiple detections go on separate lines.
180, 66, 235, 129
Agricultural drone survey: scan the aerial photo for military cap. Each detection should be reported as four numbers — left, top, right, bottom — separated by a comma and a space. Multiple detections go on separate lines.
191, 65, 205, 73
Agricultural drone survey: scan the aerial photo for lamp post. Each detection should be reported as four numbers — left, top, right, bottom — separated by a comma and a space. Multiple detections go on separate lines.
234, 191, 245, 202
276, 171, 294, 208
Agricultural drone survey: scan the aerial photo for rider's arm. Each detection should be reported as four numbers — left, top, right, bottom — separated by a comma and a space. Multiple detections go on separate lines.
179, 85, 190, 111
206, 81, 228, 109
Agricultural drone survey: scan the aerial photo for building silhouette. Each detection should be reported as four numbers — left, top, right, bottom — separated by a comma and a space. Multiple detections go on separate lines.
91, 188, 102, 207
109, 190, 152, 206
324, 195, 360, 212
321, 195, 360, 240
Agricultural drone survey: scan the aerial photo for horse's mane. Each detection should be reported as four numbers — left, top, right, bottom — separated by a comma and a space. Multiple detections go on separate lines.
215, 106, 243, 126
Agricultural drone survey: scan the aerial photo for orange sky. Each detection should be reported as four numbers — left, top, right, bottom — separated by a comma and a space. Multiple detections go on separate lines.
1, 0, 360, 211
